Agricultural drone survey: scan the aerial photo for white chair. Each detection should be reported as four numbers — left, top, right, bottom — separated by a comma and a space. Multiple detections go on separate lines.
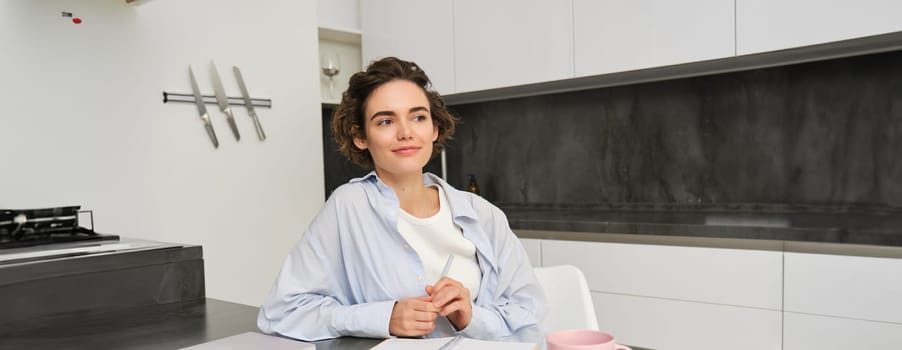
532, 264, 599, 332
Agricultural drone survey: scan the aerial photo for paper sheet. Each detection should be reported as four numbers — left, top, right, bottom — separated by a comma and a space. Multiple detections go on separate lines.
370, 336, 536, 350
179, 332, 315, 350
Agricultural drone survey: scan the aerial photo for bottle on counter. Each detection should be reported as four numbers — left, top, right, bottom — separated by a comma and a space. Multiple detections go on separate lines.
467, 174, 480, 196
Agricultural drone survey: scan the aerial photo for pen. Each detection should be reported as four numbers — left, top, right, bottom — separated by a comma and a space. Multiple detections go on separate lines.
440, 254, 455, 278
437, 335, 464, 350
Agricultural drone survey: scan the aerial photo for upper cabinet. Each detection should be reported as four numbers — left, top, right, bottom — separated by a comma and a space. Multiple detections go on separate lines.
360, 0, 455, 95
574, 0, 734, 77
736, 0, 902, 55
453, 0, 573, 93
360, 0, 902, 100
317, 0, 360, 33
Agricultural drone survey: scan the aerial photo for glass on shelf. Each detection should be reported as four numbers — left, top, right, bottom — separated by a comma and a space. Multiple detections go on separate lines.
320, 52, 341, 99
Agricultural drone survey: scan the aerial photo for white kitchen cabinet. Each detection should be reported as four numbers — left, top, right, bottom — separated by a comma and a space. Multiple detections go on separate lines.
573, 0, 734, 77
784, 312, 902, 350
453, 0, 573, 93
524, 236, 902, 350
594, 292, 782, 350
736, 0, 902, 55
542, 239, 783, 310
317, 0, 360, 33
360, 0, 455, 95
518, 238, 542, 267
784, 252, 902, 324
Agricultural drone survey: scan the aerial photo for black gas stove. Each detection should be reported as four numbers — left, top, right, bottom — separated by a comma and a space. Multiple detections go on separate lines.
0, 206, 118, 249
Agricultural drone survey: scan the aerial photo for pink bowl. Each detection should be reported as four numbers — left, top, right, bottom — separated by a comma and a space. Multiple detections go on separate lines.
546, 329, 631, 350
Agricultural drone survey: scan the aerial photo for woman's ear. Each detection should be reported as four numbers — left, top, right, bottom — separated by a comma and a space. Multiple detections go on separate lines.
432, 125, 439, 142
351, 125, 367, 150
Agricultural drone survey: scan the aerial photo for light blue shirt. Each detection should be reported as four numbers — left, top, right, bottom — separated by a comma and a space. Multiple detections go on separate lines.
257, 172, 546, 343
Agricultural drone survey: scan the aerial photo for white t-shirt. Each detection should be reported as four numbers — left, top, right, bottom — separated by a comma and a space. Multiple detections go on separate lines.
397, 185, 482, 299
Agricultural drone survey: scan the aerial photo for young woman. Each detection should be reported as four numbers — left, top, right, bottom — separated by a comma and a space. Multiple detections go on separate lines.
257, 57, 545, 343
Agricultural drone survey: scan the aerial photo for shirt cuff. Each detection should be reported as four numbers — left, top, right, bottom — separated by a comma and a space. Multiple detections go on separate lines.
333, 300, 396, 338
458, 304, 502, 340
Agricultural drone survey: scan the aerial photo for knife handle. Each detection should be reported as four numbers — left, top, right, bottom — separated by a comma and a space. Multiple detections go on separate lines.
224, 109, 241, 141
249, 111, 266, 141
204, 123, 220, 149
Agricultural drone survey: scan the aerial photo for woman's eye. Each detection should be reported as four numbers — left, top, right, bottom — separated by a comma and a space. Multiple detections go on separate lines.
377, 119, 392, 126
414, 115, 428, 121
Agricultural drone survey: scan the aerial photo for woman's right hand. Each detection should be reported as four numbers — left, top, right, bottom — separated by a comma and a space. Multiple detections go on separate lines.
389, 297, 440, 337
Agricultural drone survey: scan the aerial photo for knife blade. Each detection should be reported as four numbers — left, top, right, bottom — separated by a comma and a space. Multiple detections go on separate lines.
188, 65, 219, 149
233, 66, 266, 141
210, 61, 240, 141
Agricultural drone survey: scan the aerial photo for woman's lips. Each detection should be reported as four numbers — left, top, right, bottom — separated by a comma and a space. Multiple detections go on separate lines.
392, 146, 420, 156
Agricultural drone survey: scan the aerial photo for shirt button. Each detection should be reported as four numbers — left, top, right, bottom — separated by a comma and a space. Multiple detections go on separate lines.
417, 276, 424, 282
403, 244, 410, 249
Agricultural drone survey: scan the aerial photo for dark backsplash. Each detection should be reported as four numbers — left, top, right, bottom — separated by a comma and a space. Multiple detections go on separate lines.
444, 50, 902, 210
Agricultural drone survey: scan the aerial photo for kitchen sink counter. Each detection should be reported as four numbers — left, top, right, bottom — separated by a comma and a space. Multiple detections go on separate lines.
504, 205, 902, 254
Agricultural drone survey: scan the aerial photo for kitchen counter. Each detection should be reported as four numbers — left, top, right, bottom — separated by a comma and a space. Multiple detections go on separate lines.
0, 239, 204, 325
0, 298, 653, 350
0, 299, 251, 350
503, 205, 902, 250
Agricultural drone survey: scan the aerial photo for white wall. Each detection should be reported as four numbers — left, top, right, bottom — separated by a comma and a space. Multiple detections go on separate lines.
0, 0, 324, 306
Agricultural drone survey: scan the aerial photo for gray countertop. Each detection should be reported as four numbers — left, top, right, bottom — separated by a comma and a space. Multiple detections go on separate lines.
0, 298, 652, 350
501, 206, 902, 256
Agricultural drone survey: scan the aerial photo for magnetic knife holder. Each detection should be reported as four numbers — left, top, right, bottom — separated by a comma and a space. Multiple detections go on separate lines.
162, 91, 272, 109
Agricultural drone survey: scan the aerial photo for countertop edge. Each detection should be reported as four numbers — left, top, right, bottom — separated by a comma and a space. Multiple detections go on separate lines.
515, 229, 902, 259
0, 239, 202, 286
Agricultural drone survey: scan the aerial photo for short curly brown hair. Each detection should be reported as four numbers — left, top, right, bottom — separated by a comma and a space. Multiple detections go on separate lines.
331, 57, 457, 169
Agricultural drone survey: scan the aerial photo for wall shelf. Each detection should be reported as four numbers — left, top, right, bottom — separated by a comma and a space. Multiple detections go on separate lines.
318, 27, 361, 45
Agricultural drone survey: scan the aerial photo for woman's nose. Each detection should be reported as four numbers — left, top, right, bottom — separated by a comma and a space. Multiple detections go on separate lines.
396, 120, 413, 139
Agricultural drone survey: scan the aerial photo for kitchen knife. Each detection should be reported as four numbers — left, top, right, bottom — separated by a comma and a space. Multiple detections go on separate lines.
210, 61, 240, 141
233, 66, 266, 141
188, 65, 219, 149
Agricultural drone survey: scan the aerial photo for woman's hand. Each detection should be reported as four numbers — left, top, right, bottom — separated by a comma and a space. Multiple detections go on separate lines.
426, 277, 473, 330
389, 297, 440, 337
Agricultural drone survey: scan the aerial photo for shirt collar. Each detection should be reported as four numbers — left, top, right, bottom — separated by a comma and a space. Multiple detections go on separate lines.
351, 171, 478, 221
353, 171, 497, 272
349, 171, 378, 183
423, 173, 478, 221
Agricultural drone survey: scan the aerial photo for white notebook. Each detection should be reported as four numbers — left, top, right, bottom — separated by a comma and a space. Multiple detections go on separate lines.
370, 336, 536, 350
179, 332, 315, 350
